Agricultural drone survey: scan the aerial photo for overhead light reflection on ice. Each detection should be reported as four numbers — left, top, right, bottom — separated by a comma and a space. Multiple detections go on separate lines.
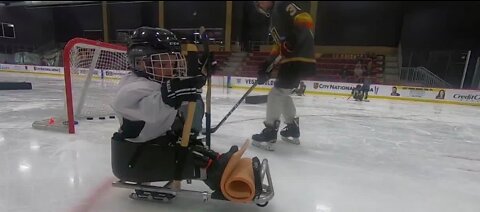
69, 177, 80, 185
316, 204, 332, 212
19, 162, 31, 172
30, 141, 40, 151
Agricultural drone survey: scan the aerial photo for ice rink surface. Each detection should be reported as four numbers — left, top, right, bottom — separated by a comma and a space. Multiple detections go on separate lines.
1, 72, 480, 212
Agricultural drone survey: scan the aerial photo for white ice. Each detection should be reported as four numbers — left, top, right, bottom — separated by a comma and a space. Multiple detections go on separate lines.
1, 72, 480, 212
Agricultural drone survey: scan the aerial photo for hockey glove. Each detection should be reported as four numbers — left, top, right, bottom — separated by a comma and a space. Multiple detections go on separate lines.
161, 76, 205, 109
257, 56, 277, 84
198, 52, 218, 76
280, 41, 294, 57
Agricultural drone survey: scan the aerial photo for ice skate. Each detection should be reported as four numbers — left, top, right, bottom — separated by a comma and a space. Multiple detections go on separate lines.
252, 121, 280, 151
280, 118, 300, 145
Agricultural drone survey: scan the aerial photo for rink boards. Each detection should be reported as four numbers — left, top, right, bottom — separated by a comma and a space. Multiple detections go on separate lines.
1, 63, 479, 106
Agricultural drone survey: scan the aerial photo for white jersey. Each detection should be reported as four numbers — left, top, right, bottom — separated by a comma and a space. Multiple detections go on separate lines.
111, 73, 177, 143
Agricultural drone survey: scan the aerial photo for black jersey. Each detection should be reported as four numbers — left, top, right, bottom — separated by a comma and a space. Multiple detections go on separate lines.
269, 1, 316, 64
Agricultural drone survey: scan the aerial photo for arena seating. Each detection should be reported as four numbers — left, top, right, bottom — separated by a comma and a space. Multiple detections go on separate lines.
213, 50, 385, 84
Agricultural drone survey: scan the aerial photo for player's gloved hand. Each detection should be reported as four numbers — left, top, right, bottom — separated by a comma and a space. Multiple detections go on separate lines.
280, 41, 294, 57
198, 52, 218, 76
161, 76, 205, 109
257, 56, 276, 84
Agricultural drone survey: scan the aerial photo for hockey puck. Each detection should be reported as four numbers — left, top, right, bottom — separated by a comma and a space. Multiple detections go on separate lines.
62, 120, 79, 125
109, 115, 116, 119
86, 117, 94, 120
99, 117, 106, 120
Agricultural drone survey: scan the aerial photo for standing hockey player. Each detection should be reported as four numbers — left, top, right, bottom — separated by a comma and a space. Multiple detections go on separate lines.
252, 1, 316, 151
361, 77, 371, 102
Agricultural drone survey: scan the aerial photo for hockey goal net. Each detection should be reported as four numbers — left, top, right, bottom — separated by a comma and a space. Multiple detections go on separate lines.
32, 38, 129, 133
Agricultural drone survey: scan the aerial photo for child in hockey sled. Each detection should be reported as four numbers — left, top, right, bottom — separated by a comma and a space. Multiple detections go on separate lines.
110, 27, 274, 206
292, 81, 306, 96
350, 84, 365, 101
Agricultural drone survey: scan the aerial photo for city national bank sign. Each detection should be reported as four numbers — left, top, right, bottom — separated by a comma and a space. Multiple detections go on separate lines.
312, 82, 380, 94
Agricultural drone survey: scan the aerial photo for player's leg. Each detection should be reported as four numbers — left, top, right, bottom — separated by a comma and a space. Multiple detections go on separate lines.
276, 62, 303, 144
252, 87, 282, 151
252, 63, 294, 151
363, 89, 369, 101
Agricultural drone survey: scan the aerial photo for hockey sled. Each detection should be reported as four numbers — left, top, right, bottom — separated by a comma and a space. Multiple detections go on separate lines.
111, 138, 274, 207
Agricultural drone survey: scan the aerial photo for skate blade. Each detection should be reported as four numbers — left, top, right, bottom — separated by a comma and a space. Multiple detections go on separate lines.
130, 190, 176, 202
281, 136, 300, 145
252, 141, 275, 151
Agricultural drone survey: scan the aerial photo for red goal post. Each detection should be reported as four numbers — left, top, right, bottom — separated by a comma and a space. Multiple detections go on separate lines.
32, 38, 128, 134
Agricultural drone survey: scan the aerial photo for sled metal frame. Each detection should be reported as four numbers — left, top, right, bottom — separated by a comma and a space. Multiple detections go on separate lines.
112, 159, 274, 206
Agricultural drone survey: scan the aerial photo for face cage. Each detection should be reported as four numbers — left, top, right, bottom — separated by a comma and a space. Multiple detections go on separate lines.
136, 52, 187, 82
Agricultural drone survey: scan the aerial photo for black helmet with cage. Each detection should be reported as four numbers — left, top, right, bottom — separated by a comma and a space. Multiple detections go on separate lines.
127, 26, 187, 82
